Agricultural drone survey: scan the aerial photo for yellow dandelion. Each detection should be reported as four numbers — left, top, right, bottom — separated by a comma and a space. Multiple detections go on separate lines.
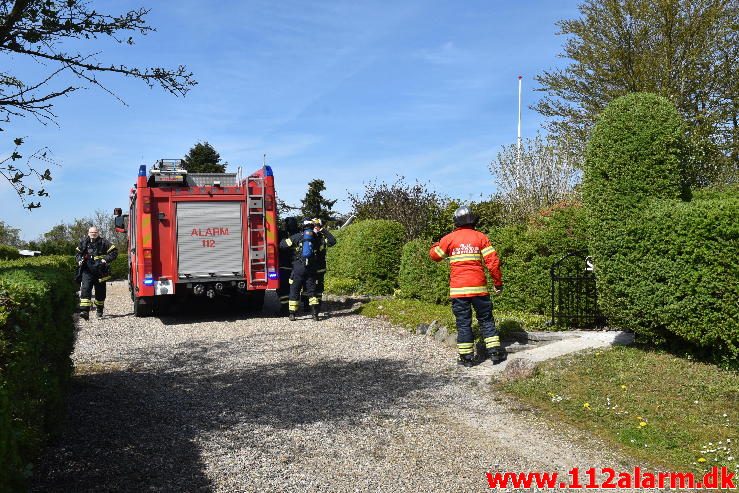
697, 457, 707, 463
639, 421, 647, 427
583, 402, 591, 409
620, 384, 627, 390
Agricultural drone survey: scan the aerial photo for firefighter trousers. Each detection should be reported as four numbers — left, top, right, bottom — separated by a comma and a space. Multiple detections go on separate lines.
288, 265, 318, 313
302, 269, 325, 310
451, 296, 499, 356
79, 271, 107, 312
277, 266, 293, 313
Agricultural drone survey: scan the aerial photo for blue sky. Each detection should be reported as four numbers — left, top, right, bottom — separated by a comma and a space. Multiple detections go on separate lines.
3, 0, 581, 240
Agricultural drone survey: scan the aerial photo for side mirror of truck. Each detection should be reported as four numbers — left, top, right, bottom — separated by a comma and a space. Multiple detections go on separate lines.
113, 208, 126, 233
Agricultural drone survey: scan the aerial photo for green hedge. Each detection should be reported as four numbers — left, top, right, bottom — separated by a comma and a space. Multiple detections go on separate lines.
397, 204, 588, 315
606, 190, 738, 365
325, 220, 406, 295
397, 238, 449, 304
0, 245, 20, 261
108, 254, 128, 281
584, 93, 737, 367
0, 256, 77, 490
492, 204, 589, 314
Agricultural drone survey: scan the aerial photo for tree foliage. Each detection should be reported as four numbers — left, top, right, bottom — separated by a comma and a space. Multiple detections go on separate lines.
181, 141, 226, 173
300, 179, 337, 222
0, 220, 21, 246
489, 133, 580, 224
536, 0, 738, 185
1, 0, 197, 208
348, 177, 449, 241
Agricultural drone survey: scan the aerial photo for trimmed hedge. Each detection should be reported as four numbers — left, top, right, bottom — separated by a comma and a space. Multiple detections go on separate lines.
605, 190, 738, 365
492, 203, 588, 314
0, 245, 20, 261
0, 256, 77, 490
109, 254, 128, 281
584, 93, 737, 367
397, 238, 449, 304
398, 204, 588, 315
325, 220, 406, 295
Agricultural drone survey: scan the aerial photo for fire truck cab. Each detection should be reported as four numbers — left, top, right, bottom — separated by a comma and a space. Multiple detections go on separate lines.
114, 159, 279, 317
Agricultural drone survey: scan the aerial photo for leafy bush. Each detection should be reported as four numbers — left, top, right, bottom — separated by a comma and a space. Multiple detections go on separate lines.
323, 277, 360, 296
348, 177, 449, 241
607, 190, 738, 365
108, 254, 128, 281
0, 245, 20, 260
583, 92, 687, 223
583, 93, 737, 366
325, 220, 406, 295
490, 203, 589, 314
397, 204, 588, 315
397, 239, 449, 304
0, 256, 77, 490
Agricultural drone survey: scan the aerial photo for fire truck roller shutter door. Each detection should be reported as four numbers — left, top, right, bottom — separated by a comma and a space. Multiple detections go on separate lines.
176, 201, 245, 278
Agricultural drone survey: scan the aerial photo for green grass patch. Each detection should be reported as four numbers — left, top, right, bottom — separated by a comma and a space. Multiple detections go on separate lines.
359, 297, 551, 335
502, 346, 739, 473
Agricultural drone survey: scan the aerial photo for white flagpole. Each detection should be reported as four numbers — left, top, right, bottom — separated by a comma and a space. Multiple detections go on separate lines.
517, 75, 522, 166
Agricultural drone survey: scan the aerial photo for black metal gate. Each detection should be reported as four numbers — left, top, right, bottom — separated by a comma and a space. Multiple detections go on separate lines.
550, 251, 605, 329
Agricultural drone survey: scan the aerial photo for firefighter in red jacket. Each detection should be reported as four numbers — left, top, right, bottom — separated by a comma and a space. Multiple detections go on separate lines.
429, 206, 506, 367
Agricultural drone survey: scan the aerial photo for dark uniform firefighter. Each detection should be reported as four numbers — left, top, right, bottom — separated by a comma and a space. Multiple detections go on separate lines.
277, 217, 299, 315
279, 219, 336, 321
429, 206, 506, 367
302, 218, 335, 313
75, 226, 118, 320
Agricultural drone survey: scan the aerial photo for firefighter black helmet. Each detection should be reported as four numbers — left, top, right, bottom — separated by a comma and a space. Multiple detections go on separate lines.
453, 206, 477, 227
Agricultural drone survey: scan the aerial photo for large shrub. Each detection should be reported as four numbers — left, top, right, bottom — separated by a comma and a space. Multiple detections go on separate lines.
397, 203, 588, 315
584, 93, 687, 324
0, 245, 20, 260
397, 239, 449, 304
0, 256, 77, 490
584, 93, 737, 366
108, 254, 128, 280
490, 203, 589, 314
325, 220, 406, 295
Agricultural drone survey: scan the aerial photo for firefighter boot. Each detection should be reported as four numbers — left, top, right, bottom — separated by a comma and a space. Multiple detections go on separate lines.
488, 347, 507, 365
458, 354, 475, 368
79, 309, 89, 321
288, 311, 296, 321
311, 306, 319, 321
96, 307, 104, 319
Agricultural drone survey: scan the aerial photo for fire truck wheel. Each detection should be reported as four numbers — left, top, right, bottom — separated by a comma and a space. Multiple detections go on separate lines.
244, 290, 266, 313
133, 296, 154, 317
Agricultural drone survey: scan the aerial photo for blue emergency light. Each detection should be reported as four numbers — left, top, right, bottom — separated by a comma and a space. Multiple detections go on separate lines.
143, 275, 155, 286
138, 165, 147, 177
264, 165, 273, 177
268, 270, 279, 280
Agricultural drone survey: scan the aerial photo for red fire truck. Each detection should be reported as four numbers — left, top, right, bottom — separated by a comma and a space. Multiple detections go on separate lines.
114, 159, 279, 317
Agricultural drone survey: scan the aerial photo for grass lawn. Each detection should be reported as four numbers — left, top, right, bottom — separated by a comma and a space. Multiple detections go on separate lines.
501, 345, 739, 474
359, 297, 551, 334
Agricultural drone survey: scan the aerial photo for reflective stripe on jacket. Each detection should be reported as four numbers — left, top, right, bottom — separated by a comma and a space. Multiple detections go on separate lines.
429, 226, 502, 298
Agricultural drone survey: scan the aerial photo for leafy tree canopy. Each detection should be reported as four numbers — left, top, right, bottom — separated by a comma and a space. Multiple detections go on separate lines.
0, 219, 21, 246
1, 0, 197, 209
181, 141, 226, 173
536, 0, 738, 185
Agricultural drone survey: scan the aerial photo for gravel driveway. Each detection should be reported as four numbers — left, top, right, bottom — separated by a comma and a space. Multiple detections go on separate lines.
31, 281, 629, 492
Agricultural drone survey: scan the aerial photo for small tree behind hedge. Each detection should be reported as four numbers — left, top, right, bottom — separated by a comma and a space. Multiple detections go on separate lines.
325, 220, 405, 295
